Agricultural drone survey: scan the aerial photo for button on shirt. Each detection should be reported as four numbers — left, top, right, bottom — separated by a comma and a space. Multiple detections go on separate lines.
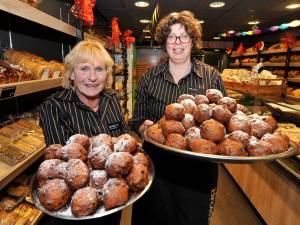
133, 58, 226, 130
40, 89, 129, 145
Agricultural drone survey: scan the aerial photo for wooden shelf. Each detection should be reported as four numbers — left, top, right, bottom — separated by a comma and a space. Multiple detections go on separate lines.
289, 62, 300, 67
287, 78, 300, 83
261, 49, 288, 54
241, 63, 257, 67
229, 63, 239, 67
0, 144, 45, 190
0, 0, 76, 37
291, 47, 300, 52
30, 211, 44, 225
263, 62, 286, 67
0, 77, 62, 100
243, 52, 258, 56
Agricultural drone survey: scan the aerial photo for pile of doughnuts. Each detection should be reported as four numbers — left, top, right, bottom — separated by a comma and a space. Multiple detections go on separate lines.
146, 89, 290, 156
36, 133, 150, 217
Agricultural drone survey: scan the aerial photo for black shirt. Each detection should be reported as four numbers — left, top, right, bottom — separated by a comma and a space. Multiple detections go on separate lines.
40, 88, 129, 145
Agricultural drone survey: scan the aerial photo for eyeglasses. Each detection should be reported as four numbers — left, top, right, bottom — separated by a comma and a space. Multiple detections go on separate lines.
166, 34, 191, 44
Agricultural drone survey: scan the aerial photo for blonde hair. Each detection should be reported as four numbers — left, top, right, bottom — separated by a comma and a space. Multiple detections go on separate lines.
155, 10, 202, 52
62, 39, 114, 89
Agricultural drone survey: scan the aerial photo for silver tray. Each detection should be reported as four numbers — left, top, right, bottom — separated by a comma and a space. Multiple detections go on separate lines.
30, 151, 155, 220
143, 130, 298, 164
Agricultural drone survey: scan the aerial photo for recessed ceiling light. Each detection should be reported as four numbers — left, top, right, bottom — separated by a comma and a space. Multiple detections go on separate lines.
228, 30, 235, 34
143, 29, 151, 32
209, 2, 226, 8
134, 1, 149, 7
197, 20, 205, 24
248, 20, 260, 25
213, 36, 221, 40
286, 3, 300, 9
214, 49, 220, 51
140, 19, 150, 24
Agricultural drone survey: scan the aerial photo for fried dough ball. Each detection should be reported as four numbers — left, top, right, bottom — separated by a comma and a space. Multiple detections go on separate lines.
261, 115, 277, 133
206, 89, 223, 103
126, 164, 149, 190
211, 105, 233, 123
193, 103, 212, 124
194, 94, 209, 105
88, 144, 112, 169
89, 170, 108, 190
91, 134, 113, 149
71, 187, 101, 216
66, 159, 89, 190
105, 152, 133, 178
182, 113, 195, 131
200, 119, 225, 143
53, 161, 68, 179
164, 103, 185, 121
185, 126, 201, 148
133, 152, 149, 168
237, 104, 248, 113
146, 124, 166, 144
218, 97, 237, 113
177, 94, 195, 102
247, 136, 273, 156
261, 133, 289, 154
37, 159, 62, 187
44, 144, 63, 160
38, 179, 71, 210
226, 130, 250, 147
179, 99, 197, 114
162, 120, 185, 136
165, 133, 186, 150
218, 138, 247, 156
189, 139, 218, 154
61, 143, 87, 162
114, 134, 138, 153
157, 116, 167, 128
66, 134, 90, 151
103, 178, 129, 210
250, 118, 270, 139
227, 115, 251, 135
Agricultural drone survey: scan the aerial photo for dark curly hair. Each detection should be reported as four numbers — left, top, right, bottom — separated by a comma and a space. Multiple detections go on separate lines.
155, 10, 202, 52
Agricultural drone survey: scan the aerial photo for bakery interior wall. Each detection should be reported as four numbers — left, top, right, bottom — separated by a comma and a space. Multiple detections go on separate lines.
0, 0, 77, 125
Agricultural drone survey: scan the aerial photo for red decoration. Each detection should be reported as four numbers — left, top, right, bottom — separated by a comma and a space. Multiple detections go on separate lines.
254, 41, 264, 51
111, 17, 121, 47
281, 32, 296, 48
237, 42, 245, 55
226, 48, 232, 54
70, 0, 96, 26
122, 29, 135, 46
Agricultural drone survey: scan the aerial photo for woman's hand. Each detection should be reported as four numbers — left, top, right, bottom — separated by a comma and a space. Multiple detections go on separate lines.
139, 120, 154, 135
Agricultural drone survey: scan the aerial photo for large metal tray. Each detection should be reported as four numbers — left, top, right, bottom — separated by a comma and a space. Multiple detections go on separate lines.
30, 151, 155, 220
143, 130, 298, 164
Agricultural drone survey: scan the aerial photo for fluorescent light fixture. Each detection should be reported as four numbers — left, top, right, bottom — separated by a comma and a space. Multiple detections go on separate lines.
134, 1, 149, 7
140, 19, 150, 23
213, 36, 221, 40
228, 30, 235, 34
286, 4, 300, 9
197, 20, 205, 24
209, 2, 226, 8
248, 20, 260, 25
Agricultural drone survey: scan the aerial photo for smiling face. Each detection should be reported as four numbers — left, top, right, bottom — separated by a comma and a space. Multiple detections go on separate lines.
166, 23, 192, 64
71, 58, 107, 101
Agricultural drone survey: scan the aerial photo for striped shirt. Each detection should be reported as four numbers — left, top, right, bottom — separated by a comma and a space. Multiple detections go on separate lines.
132, 58, 226, 132
40, 89, 129, 145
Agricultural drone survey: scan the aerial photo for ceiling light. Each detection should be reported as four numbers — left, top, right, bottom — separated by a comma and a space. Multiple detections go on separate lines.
209, 2, 226, 8
144, 35, 152, 39
140, 19, 150, 24
214, 49, 220, 52
228, 30, 235, 34
197, 20, 205, 24
143, 29, 151, 32
213, 36, 221, 40
134, 1, 149, 7
248, 20, 260, 25
286, 4, 300, 9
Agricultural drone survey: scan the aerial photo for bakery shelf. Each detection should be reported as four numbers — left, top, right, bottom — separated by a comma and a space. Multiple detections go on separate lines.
263, 62, 286, 67
289, 62, 300, 67
30, 211, 44, 225
0, 144, 45, 190
0, 0, 76, 37
261, 49, 288, 54
287, 78, 300, 83
0, 77, 62, 100
291, 47, 300, 52
229, 63, 239, 67
243, 52, 258, 56
241, 63, 257, 67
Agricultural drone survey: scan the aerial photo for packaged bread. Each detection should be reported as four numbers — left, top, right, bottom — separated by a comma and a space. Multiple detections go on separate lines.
48, 60, 63, 78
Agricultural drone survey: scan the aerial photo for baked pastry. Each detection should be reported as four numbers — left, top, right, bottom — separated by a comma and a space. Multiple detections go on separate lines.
37, 159, 62, 187
177, 94, 195, 102
44, 144, 63, 160
250, 118, 270, 139
185, 126, 201, 148
194, 94, 209, 105
193, 103, 212, 124
200, 119, 225, 143
66, 134, 90, 151
181, 113, 195, 131
89, 170, 108, 190
227, 115, 251, 135
226, 130, 250, 147
91, 134, 113, 149
88, 144, 112, 169
53, 161, 68, 179
105, 152, 133, 178
218, 97, 237, 113
218, 138, 247, 156
247, 136, 273, 156
261, 115, 277, 133
61, 143, 87, 162
133, 152, 149, 168
146, 124, 166, 144
189, 139, 218, 154
165, 133, 186, 150
162, 120, 185, 136
211, 105, 233, 123
126, 164, 149, 190
236, 104, 248, 113
38, 179, 71, 211
164, 103, 185, 121
66, 159, 89, 190
206, 89, 223, 103
71, 187, 101, 216
179, 99, 197, 114
261, 133, 289, 154
114, 134, 138, 153
103, 178, 129, 209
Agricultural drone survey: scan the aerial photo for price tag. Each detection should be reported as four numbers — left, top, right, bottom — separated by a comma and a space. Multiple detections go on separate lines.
0, 86, 16, 99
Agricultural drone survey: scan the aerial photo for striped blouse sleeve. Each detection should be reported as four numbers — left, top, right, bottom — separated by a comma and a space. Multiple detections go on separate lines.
39, 100, 73, 145
212, 68, 227, 97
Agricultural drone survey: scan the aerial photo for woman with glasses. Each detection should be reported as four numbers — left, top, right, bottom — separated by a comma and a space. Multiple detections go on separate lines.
132, 11, 226, 225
